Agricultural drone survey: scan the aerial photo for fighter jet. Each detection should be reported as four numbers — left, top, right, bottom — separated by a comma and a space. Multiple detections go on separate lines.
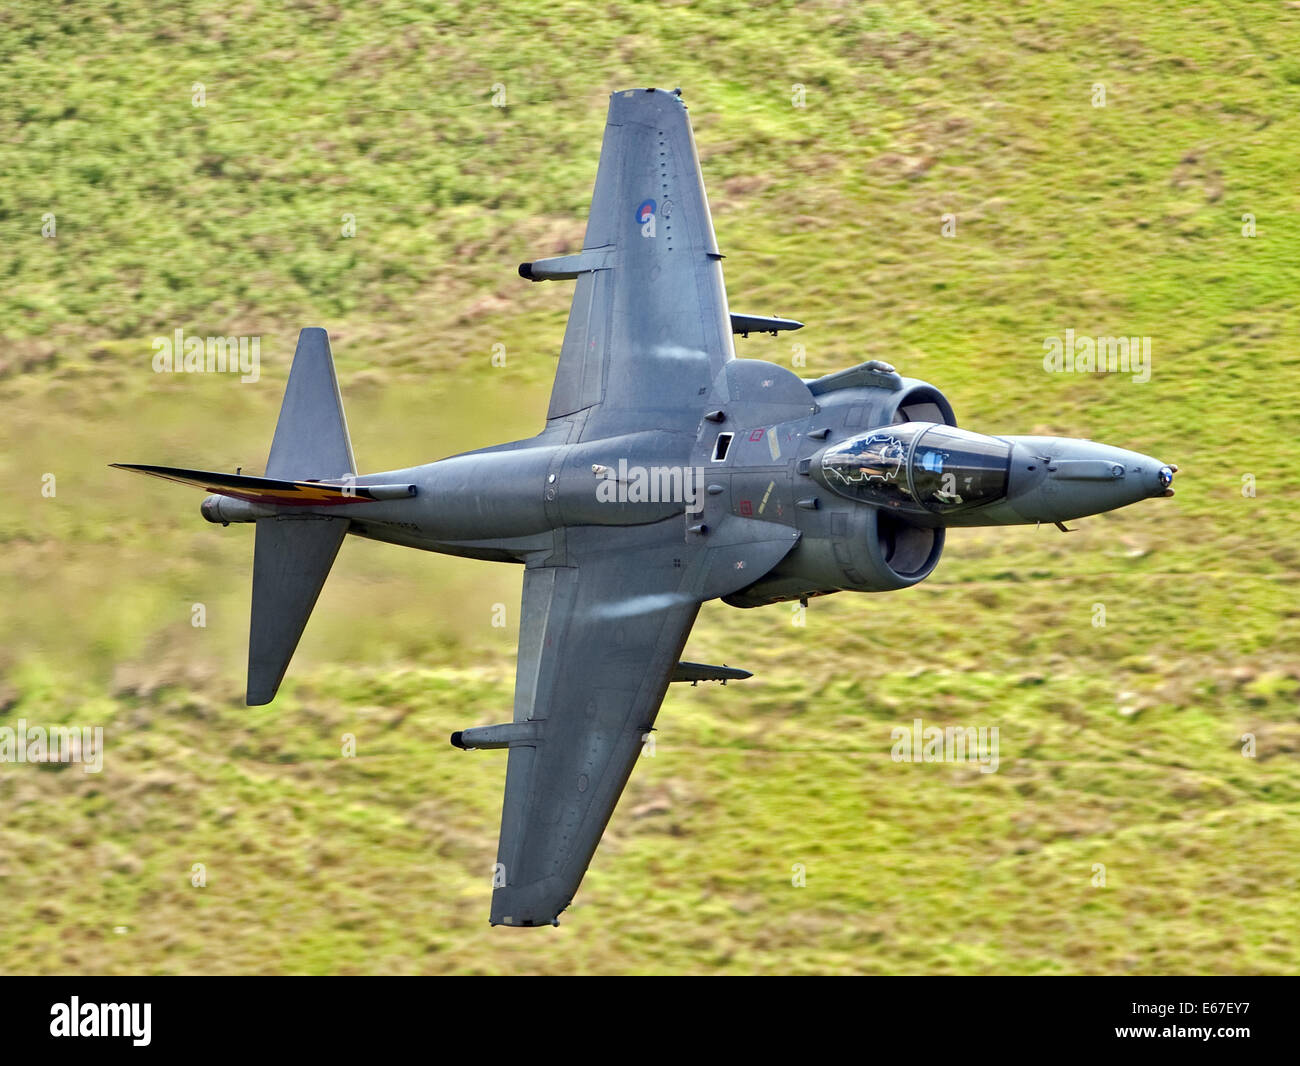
116, 87, 1176, 927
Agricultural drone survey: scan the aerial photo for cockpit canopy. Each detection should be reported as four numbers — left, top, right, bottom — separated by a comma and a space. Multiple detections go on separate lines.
816, 422, 1011, 515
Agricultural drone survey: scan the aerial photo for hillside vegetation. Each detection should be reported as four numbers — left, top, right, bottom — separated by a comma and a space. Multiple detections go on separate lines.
1, 0, 1297, 973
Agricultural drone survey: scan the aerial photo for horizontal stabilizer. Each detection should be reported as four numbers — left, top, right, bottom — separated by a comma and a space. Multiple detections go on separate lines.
247, 516, 348, 705
110, 464, 414, 506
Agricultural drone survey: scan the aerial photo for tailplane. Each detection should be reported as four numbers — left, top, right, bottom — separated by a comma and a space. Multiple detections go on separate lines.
113, 327, 370, 705
246, 516, 347, 704
109, 464, 412, 507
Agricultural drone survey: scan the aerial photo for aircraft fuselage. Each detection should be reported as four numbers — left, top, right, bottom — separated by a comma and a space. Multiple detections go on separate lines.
250, 359, 1173, 608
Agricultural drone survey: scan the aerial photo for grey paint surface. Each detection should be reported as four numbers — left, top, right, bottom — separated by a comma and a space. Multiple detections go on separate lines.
117, 88, 1175, 926
247, 516, 347, 706
265, 328, 355, 481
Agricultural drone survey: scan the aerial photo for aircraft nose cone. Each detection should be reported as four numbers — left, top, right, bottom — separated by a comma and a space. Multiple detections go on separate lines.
1157, 464, 1176, 495
1129, 455, 1177, 499
996, 436, 1176, 523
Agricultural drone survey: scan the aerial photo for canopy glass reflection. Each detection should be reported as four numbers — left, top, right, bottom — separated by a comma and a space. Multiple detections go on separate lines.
818, 423, 1011, 514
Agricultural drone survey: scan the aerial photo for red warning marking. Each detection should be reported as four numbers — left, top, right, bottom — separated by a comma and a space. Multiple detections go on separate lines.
739, 500, 753, 516
748, 428, 765, 442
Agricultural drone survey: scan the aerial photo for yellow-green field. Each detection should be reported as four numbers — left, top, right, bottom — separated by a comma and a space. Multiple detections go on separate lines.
1, 0, 1297, 974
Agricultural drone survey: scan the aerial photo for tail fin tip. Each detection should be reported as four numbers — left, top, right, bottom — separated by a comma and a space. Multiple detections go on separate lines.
266, 328, 356, 481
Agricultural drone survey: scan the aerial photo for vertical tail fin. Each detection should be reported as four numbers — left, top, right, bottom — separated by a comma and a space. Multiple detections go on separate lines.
245, 328, 354, 704
266, 327, 355, 480
114, 328, 359, 705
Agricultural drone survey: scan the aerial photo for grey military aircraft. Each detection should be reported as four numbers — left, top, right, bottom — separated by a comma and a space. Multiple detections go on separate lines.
116, 87, 1176, 927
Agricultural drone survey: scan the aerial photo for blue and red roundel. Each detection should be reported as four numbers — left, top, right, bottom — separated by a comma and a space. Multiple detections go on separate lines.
635, 199, 656, 225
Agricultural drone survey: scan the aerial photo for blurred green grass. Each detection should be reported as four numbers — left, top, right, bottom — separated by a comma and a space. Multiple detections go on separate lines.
1, 0, 1297, 973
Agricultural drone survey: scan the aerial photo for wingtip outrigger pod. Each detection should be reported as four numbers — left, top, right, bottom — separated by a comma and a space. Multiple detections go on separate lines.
670, 661, 752, 684
729, 313, 804, 338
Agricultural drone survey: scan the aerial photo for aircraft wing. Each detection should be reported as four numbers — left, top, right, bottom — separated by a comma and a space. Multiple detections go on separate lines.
480, 514, 798, 926
485, 522, 699, 926
523, 88, 736, 439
